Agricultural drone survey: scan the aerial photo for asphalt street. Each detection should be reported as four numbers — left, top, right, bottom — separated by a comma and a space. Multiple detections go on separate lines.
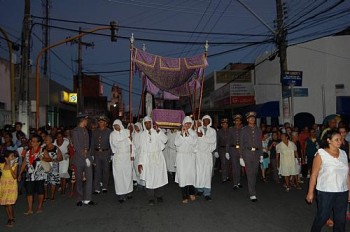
1, 170, 350, 232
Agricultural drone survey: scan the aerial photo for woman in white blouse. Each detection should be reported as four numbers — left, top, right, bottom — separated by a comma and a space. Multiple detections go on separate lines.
306, 130, 349, 232
276, 133, 298, 192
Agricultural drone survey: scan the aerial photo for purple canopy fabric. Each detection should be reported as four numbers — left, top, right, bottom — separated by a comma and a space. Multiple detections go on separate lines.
132, 48, 207, 97
145, 78, 201, 99
146, 79, 179, 100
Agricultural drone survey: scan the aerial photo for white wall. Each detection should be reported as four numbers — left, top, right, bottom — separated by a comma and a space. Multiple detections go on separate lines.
0, 59, 11, 111
255, 35, 350, 124
289, 36, 350, 123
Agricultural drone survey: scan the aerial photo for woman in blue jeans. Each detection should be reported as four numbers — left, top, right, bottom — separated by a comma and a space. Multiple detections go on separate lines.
306, 130, 349, 232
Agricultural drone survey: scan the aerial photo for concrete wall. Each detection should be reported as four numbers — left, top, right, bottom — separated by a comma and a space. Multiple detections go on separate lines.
254, 35, 350, 124
0, 59, 11, 127
0, 59, 11, 111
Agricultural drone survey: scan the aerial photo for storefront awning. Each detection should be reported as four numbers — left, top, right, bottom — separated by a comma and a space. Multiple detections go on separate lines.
337, 96, 350, 115
237, 101, 280, 118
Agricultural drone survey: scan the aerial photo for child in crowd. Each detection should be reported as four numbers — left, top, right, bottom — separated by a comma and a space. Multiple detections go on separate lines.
0, 150, 18, 227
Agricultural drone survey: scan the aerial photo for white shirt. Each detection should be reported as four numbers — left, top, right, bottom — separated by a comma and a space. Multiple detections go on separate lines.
316, 148, 349, 192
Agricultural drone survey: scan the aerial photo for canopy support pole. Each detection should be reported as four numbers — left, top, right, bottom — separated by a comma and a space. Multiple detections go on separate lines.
193, 78, 197, 120
137, 74, 147, 122
186, 82, 194, 118
197, 41, 209, 123
129, 34, 134, 124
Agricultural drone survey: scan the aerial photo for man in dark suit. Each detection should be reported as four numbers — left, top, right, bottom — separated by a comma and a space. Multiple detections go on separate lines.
91, 116, 112, 194
71, 113, 97, 206
229, 114, 244, 190
240, 112, 262, 202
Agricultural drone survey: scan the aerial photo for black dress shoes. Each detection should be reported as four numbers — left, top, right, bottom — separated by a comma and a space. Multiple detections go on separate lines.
85, 201, 97, 206
196, 191, 204, 196
156, 197, 163, 203
76, 201, 83, 207
222, 177, 230, 183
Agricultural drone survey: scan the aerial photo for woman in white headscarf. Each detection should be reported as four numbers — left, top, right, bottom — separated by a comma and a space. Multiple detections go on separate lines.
109, 120, 133, 203
174, 116, 198, 203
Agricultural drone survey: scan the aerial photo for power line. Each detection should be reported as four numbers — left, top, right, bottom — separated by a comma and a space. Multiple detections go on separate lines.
285, 1, 325, 27
30, 21, 275, 65
287, 0, 346, 31
31, 32, 75, 74
288, 22, 350, 45
208, 39, 274, 58
0, 24, 22, 43
180, 0, 212, 56
184, 0, 224, 56
120, 0, 194, 34
106, 0, 257, 17
92, 74, 142, 97
192, 0, 233, 55
31, 15, 270, 37
295, 45, 350, 60
211, 49, 279, 90
34, 22, 271, 46
288, 7, 350, 35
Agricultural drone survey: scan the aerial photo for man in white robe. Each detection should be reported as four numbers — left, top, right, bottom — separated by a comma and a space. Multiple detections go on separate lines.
138, 116, 168, 205
174, 116, 198, 203
195, 115, 217, 201
132, 122, 144, 187
110, 120, 133, 203
164, 128, 177, 178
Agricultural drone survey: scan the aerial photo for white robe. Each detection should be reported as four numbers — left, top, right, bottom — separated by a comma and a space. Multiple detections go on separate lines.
164, 131, 177, 173
174, 129, 197, 187
139, 128, 168, 189
132, 131, 144, 185
195, 126, 217, 188
110, 129, 133, 195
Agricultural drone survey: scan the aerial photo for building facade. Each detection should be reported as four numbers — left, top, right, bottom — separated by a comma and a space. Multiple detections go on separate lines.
108, 84, 124, 121
0, 58, 11, 128
200, 63, 260, 124
254, 33, 350, 127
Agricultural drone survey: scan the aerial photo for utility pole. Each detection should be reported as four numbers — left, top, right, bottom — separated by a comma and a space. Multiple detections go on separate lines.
19, 0, 31, 134
237, 0, 290, 124
71, 27, 94, 113
275, 0, 292, 124
276, 0, 287, 73
42, 0, 51, 77
35, 23, 117, 129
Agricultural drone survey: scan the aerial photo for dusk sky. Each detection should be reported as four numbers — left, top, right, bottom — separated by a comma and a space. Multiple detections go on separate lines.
1, 0, 349, 111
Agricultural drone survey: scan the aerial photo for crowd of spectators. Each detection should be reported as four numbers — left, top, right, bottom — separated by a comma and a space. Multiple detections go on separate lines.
0, 116, 349, 229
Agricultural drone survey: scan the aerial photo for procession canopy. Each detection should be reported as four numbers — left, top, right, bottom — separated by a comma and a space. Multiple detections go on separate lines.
132, 48, 208, 97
